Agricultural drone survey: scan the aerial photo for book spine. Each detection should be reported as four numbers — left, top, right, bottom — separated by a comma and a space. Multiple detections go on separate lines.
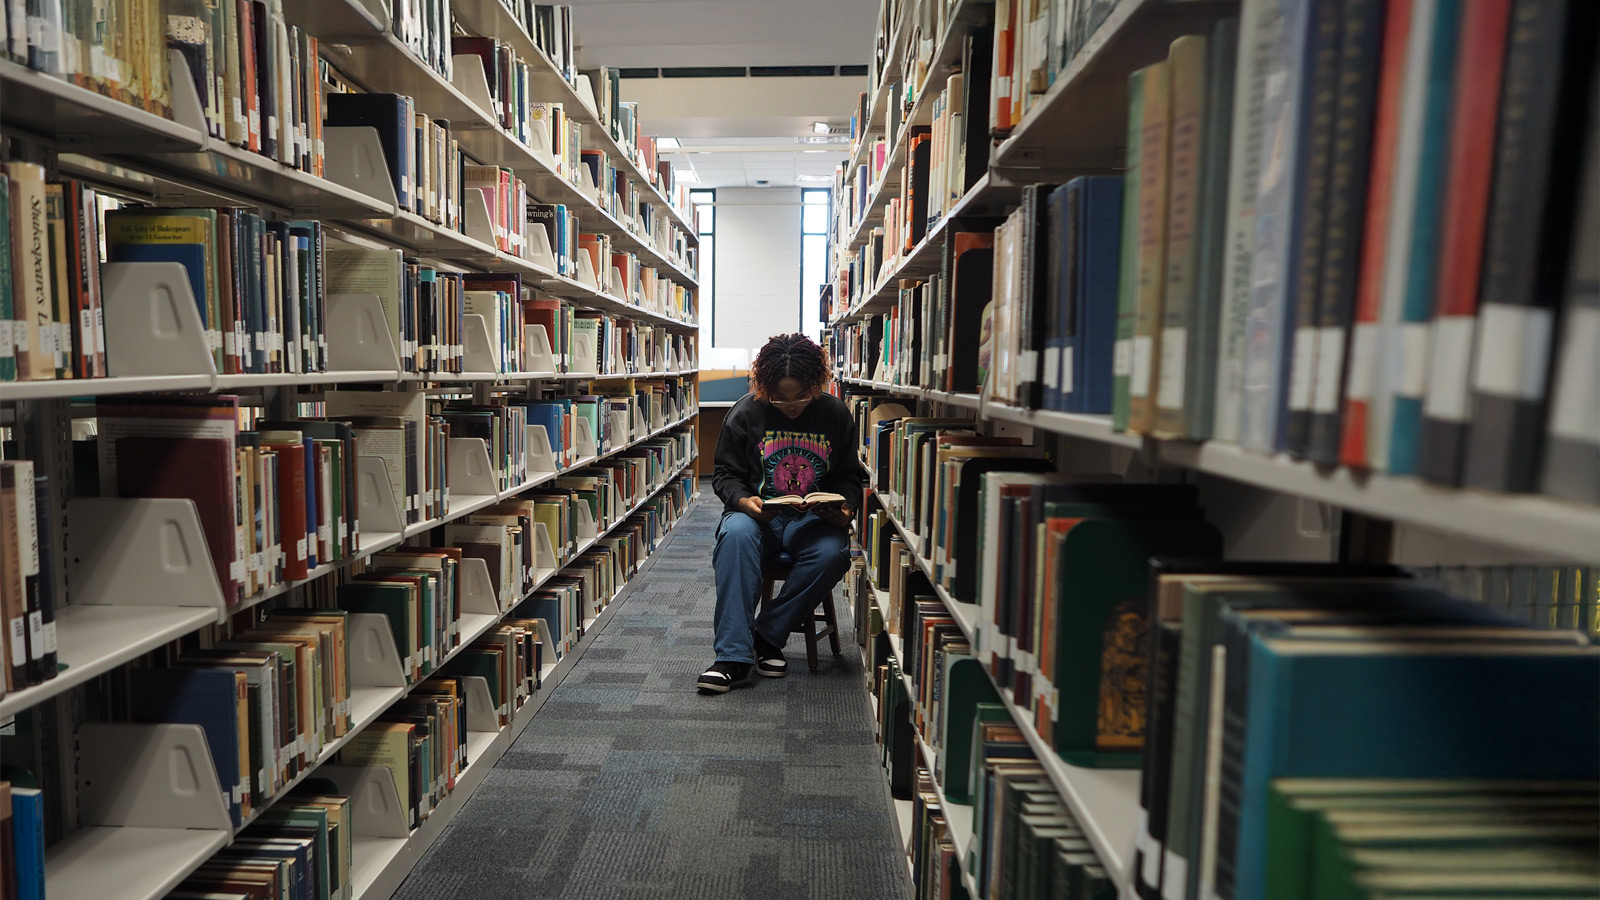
1540, 73, 1600, 504
1282, 0, 1343, 458
1112, 69, 1147, 431
1127, 60, 1172, 435
7, 164, 51, 381
1383, 0, 1463, 475
0, 173, 12, 382
1213, 0, 1272, 445
1415, 0, 1514, 484
1342, 0, 1425, 469
0, 465, 29, 688
12, 462, 47, 686
1184, 20, 1239, 441
1153, 37, 1207, 440
1461, 0, 1598, 492
1306, 0, 1388, 465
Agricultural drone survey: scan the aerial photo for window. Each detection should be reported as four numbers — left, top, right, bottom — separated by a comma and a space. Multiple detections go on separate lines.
800, 188, 831, 342
690, 189, 715, 343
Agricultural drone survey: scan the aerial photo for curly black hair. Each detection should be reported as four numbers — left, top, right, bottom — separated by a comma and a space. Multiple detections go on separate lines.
750, 333, 832, 402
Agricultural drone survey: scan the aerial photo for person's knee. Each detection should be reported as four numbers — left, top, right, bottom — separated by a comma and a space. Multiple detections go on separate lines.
714, 512, 763, 560
806, 529, 853, 578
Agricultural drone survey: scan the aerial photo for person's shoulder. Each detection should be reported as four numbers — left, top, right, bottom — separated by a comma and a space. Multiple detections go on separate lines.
813, 393, 850, 417
727, 393, 764, 421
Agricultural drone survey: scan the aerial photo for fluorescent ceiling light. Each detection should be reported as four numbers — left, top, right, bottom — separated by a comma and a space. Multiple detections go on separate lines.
812, 121, 830, 134
658, 137, 681, 149
796, 174, 832, 183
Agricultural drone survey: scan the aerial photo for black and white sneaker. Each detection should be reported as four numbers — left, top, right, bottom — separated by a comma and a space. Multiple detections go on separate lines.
696, 661, 753, 693
753, 634, 787, 678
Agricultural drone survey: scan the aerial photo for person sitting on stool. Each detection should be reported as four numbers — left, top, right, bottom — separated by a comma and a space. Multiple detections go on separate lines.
697, 333, 865, 694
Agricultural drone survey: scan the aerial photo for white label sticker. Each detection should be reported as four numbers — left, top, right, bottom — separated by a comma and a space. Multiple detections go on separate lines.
1113, 338, 1131, 377
1042, 346, 1061, 389
40, 620, 55, 654
1472, 302, 1554, 400
1346, 322, 1377, 401
1547, 306, 1600, 440
1313, 326, 1346, 413
8, 617, 25, 665
0, 321, 12, 358
296, 536, 307, 560
1157, 326, 1187, 410
79, 309, 93, 346
1288, 327, 1316, 411
1423, 315, 1475, 420
1129, 335, 1153, 397
1162, 851, 1189, 900
1395, 322, 1430, 396
1138, 809, 1161, 886
26, 610, 42, 660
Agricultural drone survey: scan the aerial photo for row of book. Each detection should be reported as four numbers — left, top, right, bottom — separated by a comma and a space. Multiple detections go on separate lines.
0, 467, 695, 899
0, 170, 698, 381
836, 16, 991, 263
865, 597, 1116, 900
78, 390, 696, 611
848, 391, 1600, 900
838, 2, 1600, 506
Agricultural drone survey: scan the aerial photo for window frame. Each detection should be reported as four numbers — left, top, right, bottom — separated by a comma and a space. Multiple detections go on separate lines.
690, 188, 716, 344
799, 188, 831, 339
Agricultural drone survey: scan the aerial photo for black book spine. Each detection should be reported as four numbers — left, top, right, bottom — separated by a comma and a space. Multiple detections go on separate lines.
1462, 0, 1599, 491
961, 26, 995, 194
1283, 0, 1343, 458
1307, 0, 1388, 465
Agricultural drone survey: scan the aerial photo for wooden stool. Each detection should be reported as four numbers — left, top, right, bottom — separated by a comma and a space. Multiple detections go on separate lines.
760, 552, 842, 671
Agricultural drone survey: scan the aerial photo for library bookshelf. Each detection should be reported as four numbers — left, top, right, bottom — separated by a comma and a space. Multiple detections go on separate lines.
833, 0, 1600, 896
0, 0, 705, 896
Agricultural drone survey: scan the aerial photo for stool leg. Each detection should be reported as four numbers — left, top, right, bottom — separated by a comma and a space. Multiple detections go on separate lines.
823, 594, 842, 656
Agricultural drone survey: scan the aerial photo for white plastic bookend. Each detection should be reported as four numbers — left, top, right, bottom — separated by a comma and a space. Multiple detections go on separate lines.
65, 499, 227, 619
532, 619, 556, 671
459, 557, 500, 616
573, 502, 598, 541
633, 407, 649, 438
581, 164, 601, 200
575, 251, 601, 290
461, 314, 500, 374
318, 766, 410, 839
525, 225, 557, 274
348, 612, 407, 688
327, 293, 403, 376
166, 50, 211, 144
448, 438, 499, 497
533, 521, 559, 569
608, 266, 625, 298
461, 675, 501, 731
523, 324, 557, 375
99, 262, 218, 379
357, 456, 406, 536
463, 189, 496, 251
571, 331, 598, 375
324, 126, 400, 210
526, 425, 558, 475
449, 54, 498, 124
528, 118, 556, 169
574, 417, 598, 459
575, 74, 601, 119
608, 408, 630, 447
77, 723, 233, 831
610, 481, 627, 522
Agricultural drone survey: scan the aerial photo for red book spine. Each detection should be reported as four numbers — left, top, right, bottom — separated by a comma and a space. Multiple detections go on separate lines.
239, 0, 261, 154
264, 439, 309, 580
1339, 0, 1415, 468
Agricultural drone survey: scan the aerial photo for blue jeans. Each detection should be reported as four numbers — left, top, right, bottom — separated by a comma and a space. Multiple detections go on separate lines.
712, 509, 852, 664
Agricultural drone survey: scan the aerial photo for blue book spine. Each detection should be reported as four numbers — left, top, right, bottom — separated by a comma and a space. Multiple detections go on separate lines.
1078, 175, 1125, 413
129, 668, 242, 827
1386, 0, 1462, 476
1236, 635, 1600, 900
11, 787, 44, 900
108, 244, 208, 334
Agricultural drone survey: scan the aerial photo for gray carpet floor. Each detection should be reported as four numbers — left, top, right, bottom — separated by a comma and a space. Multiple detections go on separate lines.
392, 499, 911, 900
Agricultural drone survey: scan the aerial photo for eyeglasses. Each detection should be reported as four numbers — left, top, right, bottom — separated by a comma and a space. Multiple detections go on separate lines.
770, 393, 816, 411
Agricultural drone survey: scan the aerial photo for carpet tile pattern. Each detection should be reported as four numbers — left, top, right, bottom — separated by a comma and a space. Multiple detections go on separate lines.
391, 500, 910, 900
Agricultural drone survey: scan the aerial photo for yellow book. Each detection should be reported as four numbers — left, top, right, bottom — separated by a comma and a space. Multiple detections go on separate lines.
1127, 60, 1172, 433
6, 164, 54, 381
103, 212, 218, 362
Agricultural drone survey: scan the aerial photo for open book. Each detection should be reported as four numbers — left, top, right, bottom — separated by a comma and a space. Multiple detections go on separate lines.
764, 492, 848, 508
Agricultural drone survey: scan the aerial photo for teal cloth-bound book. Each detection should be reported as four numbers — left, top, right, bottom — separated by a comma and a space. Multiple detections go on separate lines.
1233, 634, 1600, 900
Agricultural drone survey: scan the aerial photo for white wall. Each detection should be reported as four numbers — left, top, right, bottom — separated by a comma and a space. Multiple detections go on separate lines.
711, 187, 803, 354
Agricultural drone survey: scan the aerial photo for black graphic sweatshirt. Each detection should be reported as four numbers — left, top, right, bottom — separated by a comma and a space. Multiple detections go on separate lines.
712, 392, 866, 513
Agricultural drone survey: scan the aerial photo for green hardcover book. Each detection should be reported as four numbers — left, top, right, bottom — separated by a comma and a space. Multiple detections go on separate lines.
938, 669, 1006, 804
1049, 518, 1222, 768
1112, 68, 1147, 431
335, 582, 417, 680
1151, 37, 1207, 440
